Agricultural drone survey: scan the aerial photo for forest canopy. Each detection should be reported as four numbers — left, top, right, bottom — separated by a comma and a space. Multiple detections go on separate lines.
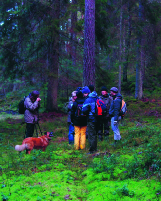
0, 0, 161, 110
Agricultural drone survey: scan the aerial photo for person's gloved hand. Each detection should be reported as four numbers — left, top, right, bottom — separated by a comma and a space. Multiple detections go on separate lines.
114, 121, 117, 125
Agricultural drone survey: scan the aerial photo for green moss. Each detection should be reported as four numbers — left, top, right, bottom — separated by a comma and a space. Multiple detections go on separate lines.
86, 179, 160, 200
1, 102, 161, 200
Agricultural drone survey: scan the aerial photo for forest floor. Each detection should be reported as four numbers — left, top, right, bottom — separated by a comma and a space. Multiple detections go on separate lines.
1, 97, 161, 200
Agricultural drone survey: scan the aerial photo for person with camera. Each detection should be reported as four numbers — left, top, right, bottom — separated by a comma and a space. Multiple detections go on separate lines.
24, 90, 41, 138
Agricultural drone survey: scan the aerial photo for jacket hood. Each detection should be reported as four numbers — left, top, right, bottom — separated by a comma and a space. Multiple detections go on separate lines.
115, 93, 122, 100
89, 91, 98, 98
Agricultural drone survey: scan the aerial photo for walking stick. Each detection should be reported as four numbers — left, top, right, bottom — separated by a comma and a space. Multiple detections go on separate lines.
34, 121, 43, 137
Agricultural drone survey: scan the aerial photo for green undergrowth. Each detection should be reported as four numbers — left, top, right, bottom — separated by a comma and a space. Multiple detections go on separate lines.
1, 101, 161, 200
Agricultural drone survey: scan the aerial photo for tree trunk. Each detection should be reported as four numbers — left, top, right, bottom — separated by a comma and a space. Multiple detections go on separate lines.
46, 0, 60, 111
83, 0, 95, 87
71, 0, 77, 67
123, 1, 131, 82
118, 0, 122, 93
135, 0, 143, 99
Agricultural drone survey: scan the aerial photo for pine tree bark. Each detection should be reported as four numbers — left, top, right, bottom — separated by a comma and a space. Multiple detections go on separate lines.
123, 1, 131, 82
83, 0, 95, 87
46, 0, 60, 111
71, 0, 77, 67
135, 0, 143, 99
118, 0, 122, 93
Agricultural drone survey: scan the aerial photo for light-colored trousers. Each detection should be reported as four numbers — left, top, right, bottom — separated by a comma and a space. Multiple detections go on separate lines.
111, 117, 121, 140
74, 126, 87, 150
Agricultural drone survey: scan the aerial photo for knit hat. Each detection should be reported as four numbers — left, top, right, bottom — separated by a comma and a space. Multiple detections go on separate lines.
101, 86, 108, 91
31, 90, 40, 98
110, 87, 118, 93
29, 90, 40, 102
88, 85, 94, 92
72, 91, 77, 97
76, 87, 82, 92
82, 86, 90, 94
76, 91, 83, 98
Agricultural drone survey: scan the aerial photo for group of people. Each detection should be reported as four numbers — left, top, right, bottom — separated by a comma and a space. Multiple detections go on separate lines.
23, 87, 123, 154
67, 85, 123, 154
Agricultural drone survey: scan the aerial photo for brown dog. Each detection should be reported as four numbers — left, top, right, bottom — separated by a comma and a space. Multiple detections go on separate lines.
15, 132, 53, 154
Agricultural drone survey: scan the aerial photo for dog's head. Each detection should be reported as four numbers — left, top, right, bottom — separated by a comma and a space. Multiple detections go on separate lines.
44, 132, 54, 140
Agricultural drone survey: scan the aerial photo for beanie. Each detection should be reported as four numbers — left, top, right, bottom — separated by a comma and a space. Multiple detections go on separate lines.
29, 90, 40, 102
110, 87, 118, 93
82, 86, 90, 94
101, 86, 108, 91
72, 91, 77, 97
31, 90, 40, 98
88, 85, 94, 92
76, 87, 82, 92
76, 91, 83, 98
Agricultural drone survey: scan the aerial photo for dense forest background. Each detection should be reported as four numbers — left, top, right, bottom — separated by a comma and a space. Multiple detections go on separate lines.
1, 0, 161, 111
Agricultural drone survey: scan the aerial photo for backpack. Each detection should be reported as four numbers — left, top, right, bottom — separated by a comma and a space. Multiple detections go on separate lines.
18, 96, 26, 114
96, 98, 107, 116
75, 103, 86, 117
120, 99, 127, 117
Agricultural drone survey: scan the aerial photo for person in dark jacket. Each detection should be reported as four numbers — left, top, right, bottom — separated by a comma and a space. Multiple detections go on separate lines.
71, 91, 87, 150
82, 86, 98, 154
109, 87, 122, 146
24, 90, 41, 138
98, 86, 112, 141
82, 86, 91, 139
67, 91, 77, 144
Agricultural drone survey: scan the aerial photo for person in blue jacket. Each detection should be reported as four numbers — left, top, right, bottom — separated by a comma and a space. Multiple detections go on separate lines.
67, 91, 77, 144
82, 85, 98, 154
109, 87, 122, 146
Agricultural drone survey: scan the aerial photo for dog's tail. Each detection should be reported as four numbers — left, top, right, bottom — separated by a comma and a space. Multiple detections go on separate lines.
15, 144, 27, 152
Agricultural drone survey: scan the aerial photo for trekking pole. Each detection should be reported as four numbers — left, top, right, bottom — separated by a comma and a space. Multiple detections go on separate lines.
24, 125, 27, 139
34, 124, 39, 137
37, 121, 43, 136
37, 110, 43, 136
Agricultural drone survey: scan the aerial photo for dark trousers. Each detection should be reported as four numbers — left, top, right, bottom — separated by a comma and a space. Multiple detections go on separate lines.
87, 121, 97, 153
25, 123, 35, 138
97, 116, 110, 136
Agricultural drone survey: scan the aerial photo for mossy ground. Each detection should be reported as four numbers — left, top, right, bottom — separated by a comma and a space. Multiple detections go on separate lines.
1, 97, 161, 200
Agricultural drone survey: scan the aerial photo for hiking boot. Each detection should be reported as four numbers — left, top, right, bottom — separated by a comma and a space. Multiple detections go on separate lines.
87, 149, 97, 154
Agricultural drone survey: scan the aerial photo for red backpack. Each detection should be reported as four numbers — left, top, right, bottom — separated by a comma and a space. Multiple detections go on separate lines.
96, 98, 107, 116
